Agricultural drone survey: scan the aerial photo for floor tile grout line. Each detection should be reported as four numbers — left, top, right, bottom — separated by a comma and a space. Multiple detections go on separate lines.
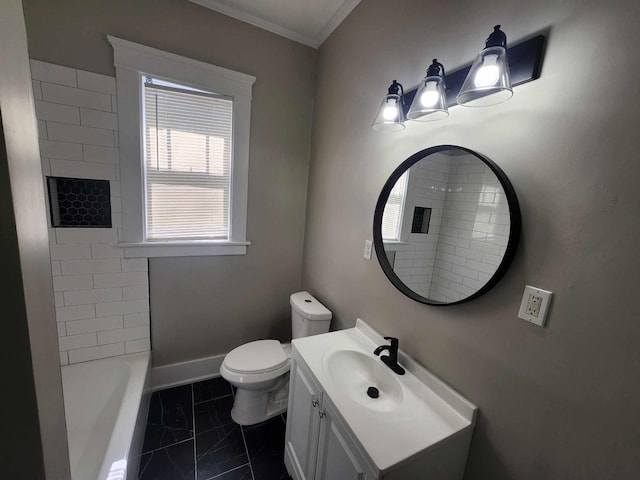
192, 383, 198, 480
193, 392, 233, 405
195, 381, 242, 480
140, 436, 193, 456
144, 380, 287, 480
206, 462, 252, 480
239, 423, 256, 480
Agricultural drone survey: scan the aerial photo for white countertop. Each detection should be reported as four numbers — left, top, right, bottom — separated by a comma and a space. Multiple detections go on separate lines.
292, 319, 477, 473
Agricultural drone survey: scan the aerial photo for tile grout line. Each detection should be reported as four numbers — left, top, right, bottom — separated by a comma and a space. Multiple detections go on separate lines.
192, 383, 198, 480
36, 96, 114, 113
193, 392, 233, 406
35, 76, 117, 97
207, 463, 252, 479
196, 383, 245, 480
144, 380, 283, 480
239, 423, 255, 480
140, 435, 193, 456
234, 385, 256, 480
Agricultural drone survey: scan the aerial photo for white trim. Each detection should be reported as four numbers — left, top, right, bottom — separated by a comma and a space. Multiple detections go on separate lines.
0, 2, 72, 478
118, 241, 250, 258
189, 0, 316, 47
118, 241, 251, 248
315, 0, 362, 46
188, 0, 361, 49
108, 36, 254, 256
381, 241, 410, 252
151, 353, 226, 390
108, 36, 256, 93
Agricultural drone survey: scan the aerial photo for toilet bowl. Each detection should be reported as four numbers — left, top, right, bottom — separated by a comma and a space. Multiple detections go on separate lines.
220, 292, 332, 425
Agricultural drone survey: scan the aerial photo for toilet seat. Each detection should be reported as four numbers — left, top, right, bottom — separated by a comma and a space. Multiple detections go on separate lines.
223, 339, 289, 378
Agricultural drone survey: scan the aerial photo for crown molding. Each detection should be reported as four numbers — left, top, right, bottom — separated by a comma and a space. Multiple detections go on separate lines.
315, 0, 360, 46
189, 0, 360, 49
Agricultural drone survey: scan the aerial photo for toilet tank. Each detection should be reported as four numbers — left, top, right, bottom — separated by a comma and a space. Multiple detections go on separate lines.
290, 291, 332, 339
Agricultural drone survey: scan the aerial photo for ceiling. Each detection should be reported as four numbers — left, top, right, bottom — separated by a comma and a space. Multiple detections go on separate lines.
189, 0, 361, 48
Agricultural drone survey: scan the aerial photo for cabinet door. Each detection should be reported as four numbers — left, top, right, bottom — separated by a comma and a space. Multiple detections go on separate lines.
285, 359, 322, 480
314, 400, 371, 480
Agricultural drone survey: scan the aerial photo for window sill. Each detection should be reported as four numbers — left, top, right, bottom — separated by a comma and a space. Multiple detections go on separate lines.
382, 240, 409, 252
117, 240, 250, 258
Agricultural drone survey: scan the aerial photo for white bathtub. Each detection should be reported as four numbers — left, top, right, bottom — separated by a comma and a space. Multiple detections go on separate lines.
61, 352, 151, 480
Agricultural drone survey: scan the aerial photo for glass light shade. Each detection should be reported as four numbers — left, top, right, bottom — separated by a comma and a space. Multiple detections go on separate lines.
457, 45, 512, 107
372, 93, 405, 131
407, 76, 449, 121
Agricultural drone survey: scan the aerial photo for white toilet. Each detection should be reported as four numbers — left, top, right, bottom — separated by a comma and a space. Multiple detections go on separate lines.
220, 291, 332, 425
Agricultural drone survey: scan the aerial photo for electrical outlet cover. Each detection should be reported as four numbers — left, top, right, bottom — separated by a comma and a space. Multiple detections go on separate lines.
364, 240, 373, 260
518, 285, 553, 326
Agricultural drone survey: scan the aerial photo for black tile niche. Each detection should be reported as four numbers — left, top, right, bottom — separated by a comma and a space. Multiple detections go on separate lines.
47, 176, 112, 228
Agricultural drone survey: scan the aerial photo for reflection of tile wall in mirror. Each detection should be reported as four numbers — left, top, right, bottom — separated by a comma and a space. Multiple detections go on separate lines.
430, 154, 509, 302
386, 151, 510, 302
392, 155, 448, 297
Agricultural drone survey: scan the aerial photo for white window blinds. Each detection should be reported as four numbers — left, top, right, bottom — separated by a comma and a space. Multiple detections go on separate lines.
143, 80, 233, 240
381, 171, 408, 240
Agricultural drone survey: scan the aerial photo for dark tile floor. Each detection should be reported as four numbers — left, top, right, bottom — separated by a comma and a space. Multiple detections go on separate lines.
138, 377, 291, 480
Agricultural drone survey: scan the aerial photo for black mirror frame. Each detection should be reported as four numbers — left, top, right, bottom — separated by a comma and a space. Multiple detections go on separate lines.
373, 145, 521, 306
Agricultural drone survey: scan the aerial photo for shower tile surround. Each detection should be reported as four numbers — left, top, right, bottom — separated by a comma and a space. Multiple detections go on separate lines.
31, 59, 150, 365
392, 152, 509, 302
139, 376, 291, 480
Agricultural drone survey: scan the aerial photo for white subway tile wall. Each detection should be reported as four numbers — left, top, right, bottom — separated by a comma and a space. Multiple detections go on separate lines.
393, 156, 448, 296
429, 154, 509, 302
32, 59, 150, 365
392, 152, 510, 303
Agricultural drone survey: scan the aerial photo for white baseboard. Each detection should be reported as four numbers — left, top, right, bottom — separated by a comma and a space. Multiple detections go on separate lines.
151, 353, 226, 391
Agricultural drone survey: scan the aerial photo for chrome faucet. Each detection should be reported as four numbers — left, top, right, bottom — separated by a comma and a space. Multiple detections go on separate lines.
374, 337, 405, 375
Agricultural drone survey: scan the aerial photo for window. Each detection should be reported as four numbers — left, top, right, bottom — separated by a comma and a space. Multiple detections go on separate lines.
382, 171, 408, 241
143, 78, 233, 240
109, 36, 255, 257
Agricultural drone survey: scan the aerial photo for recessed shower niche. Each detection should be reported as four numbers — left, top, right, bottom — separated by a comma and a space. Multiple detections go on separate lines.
47, 176, 112, 228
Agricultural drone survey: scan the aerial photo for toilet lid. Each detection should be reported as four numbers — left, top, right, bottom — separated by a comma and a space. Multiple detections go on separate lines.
224, 340, 288, 374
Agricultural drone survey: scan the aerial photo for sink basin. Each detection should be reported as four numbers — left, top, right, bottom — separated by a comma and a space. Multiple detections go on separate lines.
324, 350, 404, 412
292, 320, 478, 473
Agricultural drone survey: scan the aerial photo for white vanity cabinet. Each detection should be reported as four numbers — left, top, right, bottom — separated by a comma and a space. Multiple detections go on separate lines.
284, 356, 322, 480
285, 355, 375, 480
284, 320, 478, 480
313, 396, 374, 480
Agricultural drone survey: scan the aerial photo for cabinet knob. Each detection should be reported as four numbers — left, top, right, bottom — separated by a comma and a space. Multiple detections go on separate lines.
319, 410, 326, 418
312, 399, 319, 408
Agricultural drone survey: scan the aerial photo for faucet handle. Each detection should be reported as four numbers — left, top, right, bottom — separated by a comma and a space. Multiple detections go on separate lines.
384, 336, 399, 347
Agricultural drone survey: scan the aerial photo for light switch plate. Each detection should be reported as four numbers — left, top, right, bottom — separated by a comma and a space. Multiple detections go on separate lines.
364, 240, 372, 260
518, 285, 553, 327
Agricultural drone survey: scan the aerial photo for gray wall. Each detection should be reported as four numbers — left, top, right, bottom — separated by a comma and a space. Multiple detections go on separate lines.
303, 0, 640, 478
0, 1, 70, 478
23, 0, 317, 365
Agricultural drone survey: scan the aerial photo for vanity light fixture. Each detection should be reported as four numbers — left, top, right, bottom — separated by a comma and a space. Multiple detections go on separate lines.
456, 25, 513, 107
371, 26, 545, 131
372, 80, 406, 131
407, 59, 449, 121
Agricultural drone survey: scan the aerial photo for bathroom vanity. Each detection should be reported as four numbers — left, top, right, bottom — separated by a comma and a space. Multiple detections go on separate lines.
284, 320, 477, 480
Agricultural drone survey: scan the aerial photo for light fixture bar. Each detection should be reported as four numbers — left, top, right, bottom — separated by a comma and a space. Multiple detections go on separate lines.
401, 34, 545, 114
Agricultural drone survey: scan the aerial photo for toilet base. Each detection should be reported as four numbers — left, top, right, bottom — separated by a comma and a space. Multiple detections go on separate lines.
230, 375, 290, 426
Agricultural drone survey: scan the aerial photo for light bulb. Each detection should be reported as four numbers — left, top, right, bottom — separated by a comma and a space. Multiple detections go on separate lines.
474, 54, 500, 87
382, 102, 398, 120
420, 82, 440, 107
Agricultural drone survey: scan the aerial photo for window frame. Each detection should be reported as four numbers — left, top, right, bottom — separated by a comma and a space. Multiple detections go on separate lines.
381, 170, 408, 242
382, 169, 415, 251
109, 36, 255, 257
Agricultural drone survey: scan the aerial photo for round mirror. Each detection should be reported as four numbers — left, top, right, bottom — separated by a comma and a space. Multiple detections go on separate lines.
373, 145, 521, 305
